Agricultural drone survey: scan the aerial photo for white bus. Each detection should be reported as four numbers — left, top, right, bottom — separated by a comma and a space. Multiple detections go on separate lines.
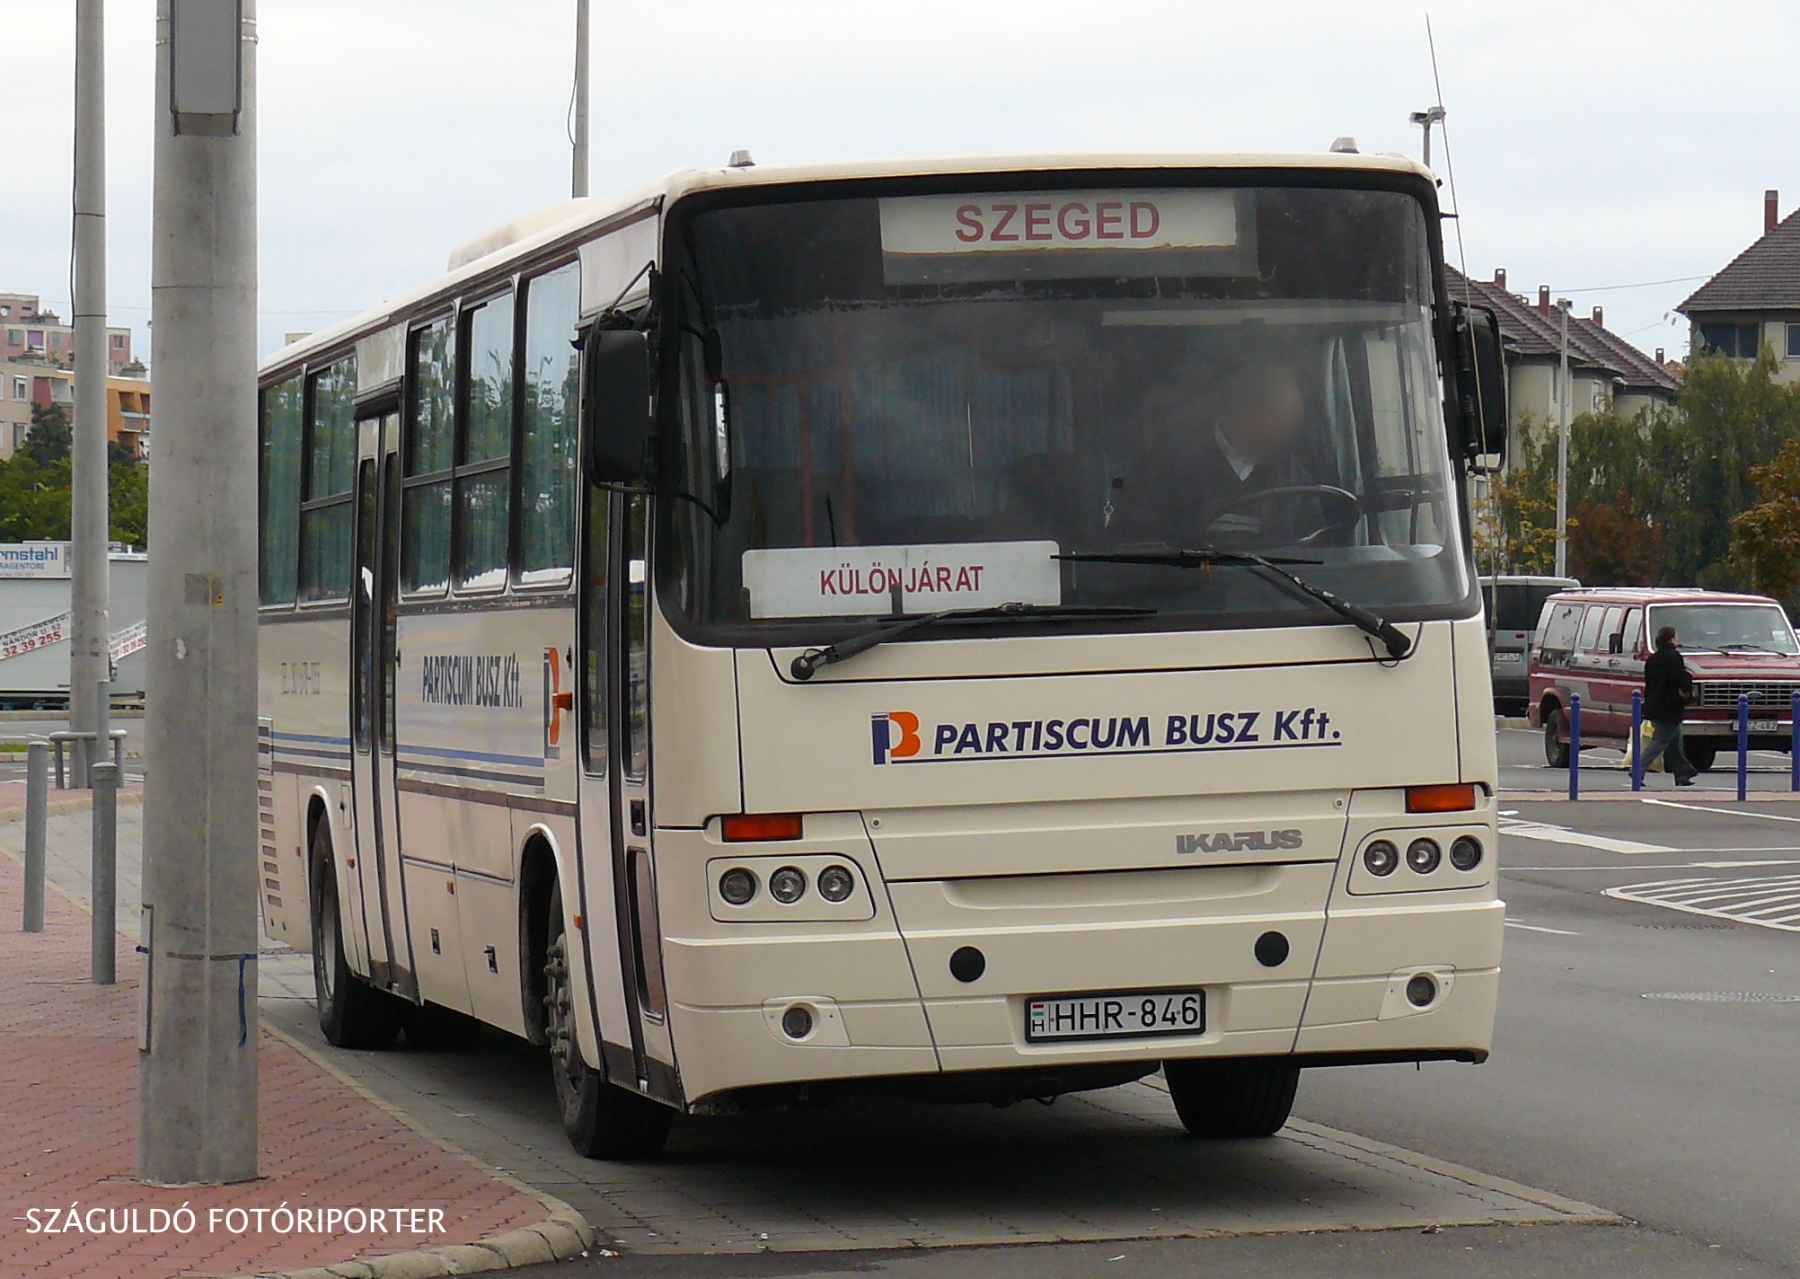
258, 153, 1510, 1159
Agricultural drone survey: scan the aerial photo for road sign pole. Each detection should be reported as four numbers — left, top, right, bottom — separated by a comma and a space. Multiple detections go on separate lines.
140, 0, 259, 1186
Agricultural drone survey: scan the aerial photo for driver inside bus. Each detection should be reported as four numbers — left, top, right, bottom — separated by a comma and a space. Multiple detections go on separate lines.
1119, 360, 1321, 549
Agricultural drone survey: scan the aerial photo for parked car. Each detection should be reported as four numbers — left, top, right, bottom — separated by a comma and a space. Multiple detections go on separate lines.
1528, 587, 1800, 771
1483, 575, 1579, 713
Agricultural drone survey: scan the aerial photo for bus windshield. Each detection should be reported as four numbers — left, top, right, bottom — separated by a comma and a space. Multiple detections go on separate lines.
665, 183, 1470, 639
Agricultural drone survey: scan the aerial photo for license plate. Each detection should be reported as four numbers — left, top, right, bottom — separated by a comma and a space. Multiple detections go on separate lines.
1749, 719, 1782, 733
1494, 652, 1522, 663
1026, 989, 1205, 1042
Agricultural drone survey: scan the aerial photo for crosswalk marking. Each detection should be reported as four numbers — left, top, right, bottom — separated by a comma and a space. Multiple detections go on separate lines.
1605, 873, 1800, 932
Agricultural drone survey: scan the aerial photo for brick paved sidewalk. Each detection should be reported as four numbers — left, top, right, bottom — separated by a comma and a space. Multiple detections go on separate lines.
0, 820, 583, 1278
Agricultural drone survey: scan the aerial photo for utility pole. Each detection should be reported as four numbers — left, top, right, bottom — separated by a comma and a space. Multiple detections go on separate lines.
1409, 105, 1446, 170
140, 0, 259, 1186
70, 0, 109, 789
1555, 297, 1572, 580
571, 0, 590, 197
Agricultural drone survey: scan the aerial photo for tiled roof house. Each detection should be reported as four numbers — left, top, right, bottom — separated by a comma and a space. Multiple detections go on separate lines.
1679, 189, 1800, 383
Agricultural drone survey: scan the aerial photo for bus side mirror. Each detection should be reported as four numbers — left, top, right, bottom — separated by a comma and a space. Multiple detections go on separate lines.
1454, 302, 1508, 460
583, 329, 654, 487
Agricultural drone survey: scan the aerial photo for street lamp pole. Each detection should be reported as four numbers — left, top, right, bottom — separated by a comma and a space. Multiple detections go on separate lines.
71, 0, 110, 788
140, 0, 260, 1186
571, 0, 589, 198
1555, 297, 1572, 580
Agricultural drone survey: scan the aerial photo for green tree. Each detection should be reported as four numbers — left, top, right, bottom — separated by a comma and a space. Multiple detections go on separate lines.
23, 401, 72, 466
109, 459, 148, 547
1729, 440, 1800, 600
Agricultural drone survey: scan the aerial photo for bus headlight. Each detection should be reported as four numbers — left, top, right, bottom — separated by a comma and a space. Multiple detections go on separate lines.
1450, 835, 1484, 871
718, 867, 758, 906
769, 866, 808, 904
1406, 837, 1442, 874
816, 864, 856, 903
1363, 840, 1399, 876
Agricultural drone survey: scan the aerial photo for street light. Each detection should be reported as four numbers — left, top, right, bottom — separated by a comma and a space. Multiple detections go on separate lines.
1409, 105, 1446, 169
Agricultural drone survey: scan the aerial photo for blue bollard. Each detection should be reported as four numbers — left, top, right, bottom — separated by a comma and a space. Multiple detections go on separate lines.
1569, 694, 1582, 801
1791, 691, 1798, 792
1738, 692, 1750, 802
1631, 689, 1644, 792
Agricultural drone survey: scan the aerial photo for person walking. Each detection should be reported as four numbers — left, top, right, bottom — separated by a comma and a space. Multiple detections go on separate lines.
1641, 625, 1698, 786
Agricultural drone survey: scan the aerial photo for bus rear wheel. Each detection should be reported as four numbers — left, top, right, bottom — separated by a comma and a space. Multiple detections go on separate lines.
311, 824, 405, 1050
544, 882, 673, 1160
1163, 1058, 1300, 1138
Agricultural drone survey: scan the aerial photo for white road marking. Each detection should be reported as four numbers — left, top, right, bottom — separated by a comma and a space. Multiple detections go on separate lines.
1605, 873, 1800, 932
1640, 798, 1800, 824
1504, 920, 1582, 936
1499, 819, 1673, 855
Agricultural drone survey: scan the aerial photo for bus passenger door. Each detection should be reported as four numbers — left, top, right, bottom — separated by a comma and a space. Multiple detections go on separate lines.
578, 490, 678, 1102
350, 411, 417, 999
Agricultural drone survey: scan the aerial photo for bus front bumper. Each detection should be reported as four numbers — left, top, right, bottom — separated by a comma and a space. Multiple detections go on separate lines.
659, 850, 1502, 1105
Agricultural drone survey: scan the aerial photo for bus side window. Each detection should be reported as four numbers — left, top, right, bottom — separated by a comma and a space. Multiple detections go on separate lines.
455, 292, 515, 591
401, 316, 455, 594
299, 356, 357, 601
624, 495, 650, 783
517, 262, 580, 587
582, 486, 609, 776
259, 374, 303, 605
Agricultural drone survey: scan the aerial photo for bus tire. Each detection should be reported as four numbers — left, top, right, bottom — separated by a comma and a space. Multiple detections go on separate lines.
1543, 708, 1570, 768
1687, 740, 1717, 773
1163, 1058, 1300, 1138
544, 881, 673, 1160
311, 824, 405, 1051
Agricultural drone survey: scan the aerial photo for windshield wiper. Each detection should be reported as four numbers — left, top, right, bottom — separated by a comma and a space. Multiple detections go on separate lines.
1057, 548, 1413, 660
789, 602, 1157, 681
1717, 643, 1782, 653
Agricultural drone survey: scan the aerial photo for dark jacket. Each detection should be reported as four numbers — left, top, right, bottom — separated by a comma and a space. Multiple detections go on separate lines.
1643, 643, 1694, 722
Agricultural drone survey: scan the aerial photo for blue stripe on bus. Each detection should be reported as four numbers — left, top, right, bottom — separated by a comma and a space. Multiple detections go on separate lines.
273, 730, 353, 746
397, 743, 547, 768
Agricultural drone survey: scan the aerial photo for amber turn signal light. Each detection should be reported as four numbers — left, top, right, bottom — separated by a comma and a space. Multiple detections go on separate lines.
721, 812, 804, 842
1405, 783, 1479, 814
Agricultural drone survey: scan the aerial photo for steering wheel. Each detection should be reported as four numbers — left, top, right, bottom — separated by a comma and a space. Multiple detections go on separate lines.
1201, 484, 1363, 549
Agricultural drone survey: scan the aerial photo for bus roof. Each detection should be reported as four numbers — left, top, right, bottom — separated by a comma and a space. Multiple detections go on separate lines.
260, 150, 1435, 382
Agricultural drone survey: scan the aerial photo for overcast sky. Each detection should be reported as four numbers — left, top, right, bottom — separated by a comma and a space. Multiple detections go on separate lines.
4, 0, 1795, 364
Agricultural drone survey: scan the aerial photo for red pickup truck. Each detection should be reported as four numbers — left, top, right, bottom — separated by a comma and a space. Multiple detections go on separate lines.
1528, 587, 1800, 771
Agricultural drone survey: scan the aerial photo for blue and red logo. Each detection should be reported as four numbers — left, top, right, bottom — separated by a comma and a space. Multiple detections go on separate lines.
870, 711, 922, 765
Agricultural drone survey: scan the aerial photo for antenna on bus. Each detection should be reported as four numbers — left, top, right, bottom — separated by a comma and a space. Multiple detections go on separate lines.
1423, 14, 1505, 635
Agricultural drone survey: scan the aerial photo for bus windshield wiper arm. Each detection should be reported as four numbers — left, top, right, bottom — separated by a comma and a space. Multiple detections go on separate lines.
1057, 548, 1413, 660
789, 602, 1157, 681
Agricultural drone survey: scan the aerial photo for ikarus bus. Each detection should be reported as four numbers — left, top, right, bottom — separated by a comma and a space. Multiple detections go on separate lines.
256, 153, 1511, 1159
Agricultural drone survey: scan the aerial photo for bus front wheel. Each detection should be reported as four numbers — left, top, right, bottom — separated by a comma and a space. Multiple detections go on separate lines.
310, 824, 405, 1050
1163, 1058, 1300, 1138
544, 882, 673, 1160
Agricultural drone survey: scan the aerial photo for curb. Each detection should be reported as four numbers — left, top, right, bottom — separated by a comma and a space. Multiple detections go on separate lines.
240, 1022, 595, 1279
0, 789, 144, 823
